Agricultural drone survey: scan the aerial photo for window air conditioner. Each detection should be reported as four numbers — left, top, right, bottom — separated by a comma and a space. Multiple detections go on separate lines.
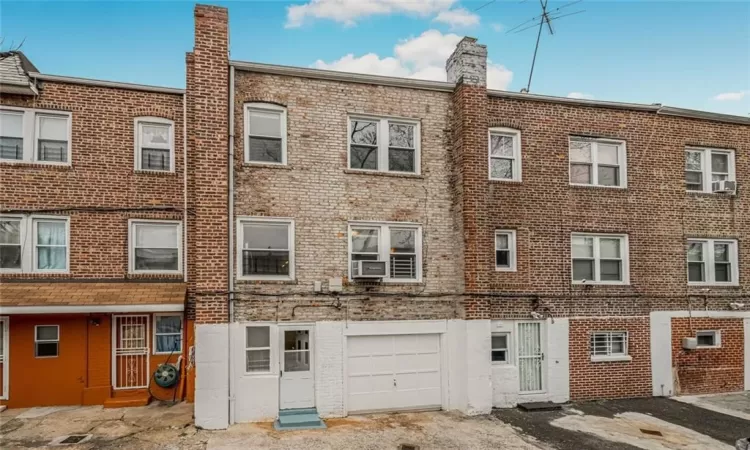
711, 180, 736, 194
350, 260, 387, 279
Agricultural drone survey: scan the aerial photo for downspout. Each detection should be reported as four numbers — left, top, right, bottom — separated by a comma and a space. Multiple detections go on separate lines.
183, 93, 188, 284
227, 65, 236, 425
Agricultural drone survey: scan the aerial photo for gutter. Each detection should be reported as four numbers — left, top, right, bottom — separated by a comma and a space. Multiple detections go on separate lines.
227, 65, 236, 426
28, 72, 185, 95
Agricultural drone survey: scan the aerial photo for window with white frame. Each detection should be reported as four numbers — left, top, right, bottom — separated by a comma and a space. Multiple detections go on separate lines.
684, 147, 735, 193
591, 331, 628, 357
0, 217, 22, 270
687, 238, 738, 285
245, 103, 287, 164
491, 332, 510, 363
489, 128, 521, 181
1, 216, 69, 273
349, 117, 419, 174
495, 230, 516, 271
135, 117, 173, 172
246, 326, 271, 373
569, 137, 626, 187
696, 330, 720, 348
238, 218, 294, 280
35, 325, 59, 357
0, 108, 71, 164
154, 314, 183, 354
571, 234, 628, 283
349, 223, 421, 281
129, 220, 182, 274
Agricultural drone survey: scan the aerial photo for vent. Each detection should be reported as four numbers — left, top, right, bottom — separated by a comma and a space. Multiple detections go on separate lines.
50, 434, 93, 446
399, 445, 419, 450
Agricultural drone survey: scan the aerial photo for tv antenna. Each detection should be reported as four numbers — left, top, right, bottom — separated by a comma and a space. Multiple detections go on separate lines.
507, 0, 585, 92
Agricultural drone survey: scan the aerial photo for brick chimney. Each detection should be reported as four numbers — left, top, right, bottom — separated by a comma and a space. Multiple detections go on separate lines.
446, 37, 487, 87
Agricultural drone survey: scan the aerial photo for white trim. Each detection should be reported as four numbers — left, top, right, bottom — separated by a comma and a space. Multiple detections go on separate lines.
571, 233, 630, 285
488, 127, 522, 182
0, 316, 8, 400
134, 116, 175, 173
31, 216, 70, 274
590, 330, 629, 358
591, 355, 633, 362
684, 147, 736, 194
0, 303, 184, 315
568, 136, 627, 188
0, 214, 24, 274
128, 219, 183, 275
244, 324, 273, 375
686, 238, 739, 286
347, 115, 421, 175
0, 107, 71, 165
153, 313, 183, 355
347, 222, 423, 283
33, 111, 73, 165
1, 214, 71, 274
491, 331, 511, 365
244, 103, 287, 165
695, 330, 721, 348
495, 229, 517, 272
34, 324, 59, 358
236, 216, 295, 281
343, 319, 447, 336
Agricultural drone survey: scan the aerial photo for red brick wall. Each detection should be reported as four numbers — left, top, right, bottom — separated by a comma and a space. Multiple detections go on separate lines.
671, 317, 744, 394
569, 317, 652, 400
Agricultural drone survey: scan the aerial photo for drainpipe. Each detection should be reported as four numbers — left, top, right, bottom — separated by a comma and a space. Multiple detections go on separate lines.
183, 93, 188, 284
227, 65, 236, 426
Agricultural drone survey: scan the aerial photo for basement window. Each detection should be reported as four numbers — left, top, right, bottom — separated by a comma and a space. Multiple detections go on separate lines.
35, 325, 59, 358
491, 332, 510, 364
591, 331, 631, 361
696, 330, 720, 348
246, 326, 271, 373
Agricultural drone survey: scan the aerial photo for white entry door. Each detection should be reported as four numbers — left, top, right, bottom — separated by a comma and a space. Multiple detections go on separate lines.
346, 334, 442, 414
279, 327, 314, 410
518, 322, 544, 393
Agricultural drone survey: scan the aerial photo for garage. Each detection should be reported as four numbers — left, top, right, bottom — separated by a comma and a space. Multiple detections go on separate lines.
346, 334, 442, 413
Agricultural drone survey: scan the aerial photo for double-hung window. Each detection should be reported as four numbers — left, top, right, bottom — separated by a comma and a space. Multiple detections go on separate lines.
129, 220, 182, 274
238, 218, 295, 280
135, 117, 174, 172
35, 325, 60, 358
687, 238, 738, 285
246, 326, 271, 373
1, 215, 69, 273
684, 147, 735, 193
0, 108, 71, 164
349, 222, 421, 282
154, 314, 183, 354
495, 230, 516, 271
489, 128, 521, 181
591, 331, 629, 361
571, 233, 628, 284
349, 117, 420, 174
569, 137, 626, 187
491, 332, 510, 363
245, 103, 287, 165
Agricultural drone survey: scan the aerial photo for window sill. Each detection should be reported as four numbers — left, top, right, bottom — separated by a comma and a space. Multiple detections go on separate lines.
236, 278, 297, 285
134, 169, 177, 176
686, 191, 737, 198
242, 162, 291, 170
495, 267, 517, 272
344, 169, 424, 179
688, 283, 740, 288
489, 178, 522, 184
696, 345, 721, 349
572, 281, 630, 286
569, 183, 627, 191
0, 161, 72, 170
591, 355, 632, 363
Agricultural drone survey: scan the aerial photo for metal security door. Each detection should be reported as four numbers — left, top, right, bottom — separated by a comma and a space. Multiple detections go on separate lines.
518, 322, 544, 393
112, 315, 150, 389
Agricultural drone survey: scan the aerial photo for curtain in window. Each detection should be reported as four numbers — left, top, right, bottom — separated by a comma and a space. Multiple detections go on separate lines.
156, 316, 182, 352
37, 221, 66, 270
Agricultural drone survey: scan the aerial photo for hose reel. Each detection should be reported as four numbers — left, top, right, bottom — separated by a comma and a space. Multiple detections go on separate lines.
153, 362, 180, 388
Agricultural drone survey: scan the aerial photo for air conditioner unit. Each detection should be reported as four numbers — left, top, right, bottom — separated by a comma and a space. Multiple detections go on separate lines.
711, 180, 736, 194
351, 260, 386, 279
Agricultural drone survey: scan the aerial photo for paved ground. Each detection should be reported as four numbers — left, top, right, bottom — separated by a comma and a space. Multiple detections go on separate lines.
673, 391, 750, 421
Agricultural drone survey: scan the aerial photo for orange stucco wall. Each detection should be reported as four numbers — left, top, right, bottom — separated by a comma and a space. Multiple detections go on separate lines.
1, 312, 189, 409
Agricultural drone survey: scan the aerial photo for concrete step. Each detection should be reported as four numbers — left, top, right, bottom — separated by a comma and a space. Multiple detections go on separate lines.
279, 407, 318, 416
274, 408, 326, 431
103, 393, 151, 409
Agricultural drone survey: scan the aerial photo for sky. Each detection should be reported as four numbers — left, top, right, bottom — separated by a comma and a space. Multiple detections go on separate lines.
1, 0, 748, 116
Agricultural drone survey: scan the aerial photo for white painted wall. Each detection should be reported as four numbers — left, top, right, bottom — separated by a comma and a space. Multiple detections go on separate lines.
465, 320, 493, 415
447, 319, 468, 412
315, 321, 345, 418
744, 319, 749, 391
233, 322, 279, 423
194, 324, 229, 430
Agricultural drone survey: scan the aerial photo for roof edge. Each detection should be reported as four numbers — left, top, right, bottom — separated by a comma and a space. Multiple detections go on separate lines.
230, 60, 455, 93
657, 106, 750, 126
28, 72, 185, 95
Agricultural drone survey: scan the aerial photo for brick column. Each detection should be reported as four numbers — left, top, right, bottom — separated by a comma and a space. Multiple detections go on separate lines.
447, 37, 490, 319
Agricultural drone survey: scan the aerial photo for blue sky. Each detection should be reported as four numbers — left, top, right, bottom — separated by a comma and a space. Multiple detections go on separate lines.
1, 1, 748, 116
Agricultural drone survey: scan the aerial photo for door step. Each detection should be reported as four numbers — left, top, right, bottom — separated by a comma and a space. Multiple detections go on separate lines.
274, 408, 326, 431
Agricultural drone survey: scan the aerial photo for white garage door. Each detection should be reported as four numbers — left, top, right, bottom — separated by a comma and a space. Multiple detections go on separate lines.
347, 334, 442, 413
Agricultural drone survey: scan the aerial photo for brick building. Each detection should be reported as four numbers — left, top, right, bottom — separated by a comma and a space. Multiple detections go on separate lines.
1, 3, 748, 428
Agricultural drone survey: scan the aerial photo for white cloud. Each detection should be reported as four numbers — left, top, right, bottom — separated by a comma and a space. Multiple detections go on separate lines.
490, 23, 504, 32
433, 8, 480, 29
712, 90, 748, 101
313, 29, 513, 90
567, 92, 595, 100
286, 0, 456, 28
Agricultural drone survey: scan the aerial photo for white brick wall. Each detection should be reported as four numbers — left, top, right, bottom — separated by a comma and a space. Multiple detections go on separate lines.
315, 321, 345, 417
195, 324, 229, 429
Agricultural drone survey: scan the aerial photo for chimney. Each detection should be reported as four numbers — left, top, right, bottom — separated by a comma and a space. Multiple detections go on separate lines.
446, 37, 487, 87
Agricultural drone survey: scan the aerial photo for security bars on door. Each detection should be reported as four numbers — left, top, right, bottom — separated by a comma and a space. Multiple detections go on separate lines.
112, 315, 150, 390
518, 322, 543, 392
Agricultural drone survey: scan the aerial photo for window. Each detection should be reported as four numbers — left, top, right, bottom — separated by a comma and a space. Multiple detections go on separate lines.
685, 147, 735, 193
245, 326, 271, 373
0, 218, 22, 271
0, 108, 71, 164
129, 220, 182, 274
135, 117, 174, 172
349, 222, 422, 282
35, 325, 59, 358
491, 332, 510, 363
34, 219, 68, 272
238, 218, 294, 280
245, 103, 287, 165
0, 216, 69, 273
569, 137, 626, 187
571, 234, 628, 284
489, 128, 521, 181
696, 330, 720, 348
349, 117, 420, 174
687, 239, 738, 285
495, 230, 517, 271
154, 314, 183, 354
591, 331, 629, 359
